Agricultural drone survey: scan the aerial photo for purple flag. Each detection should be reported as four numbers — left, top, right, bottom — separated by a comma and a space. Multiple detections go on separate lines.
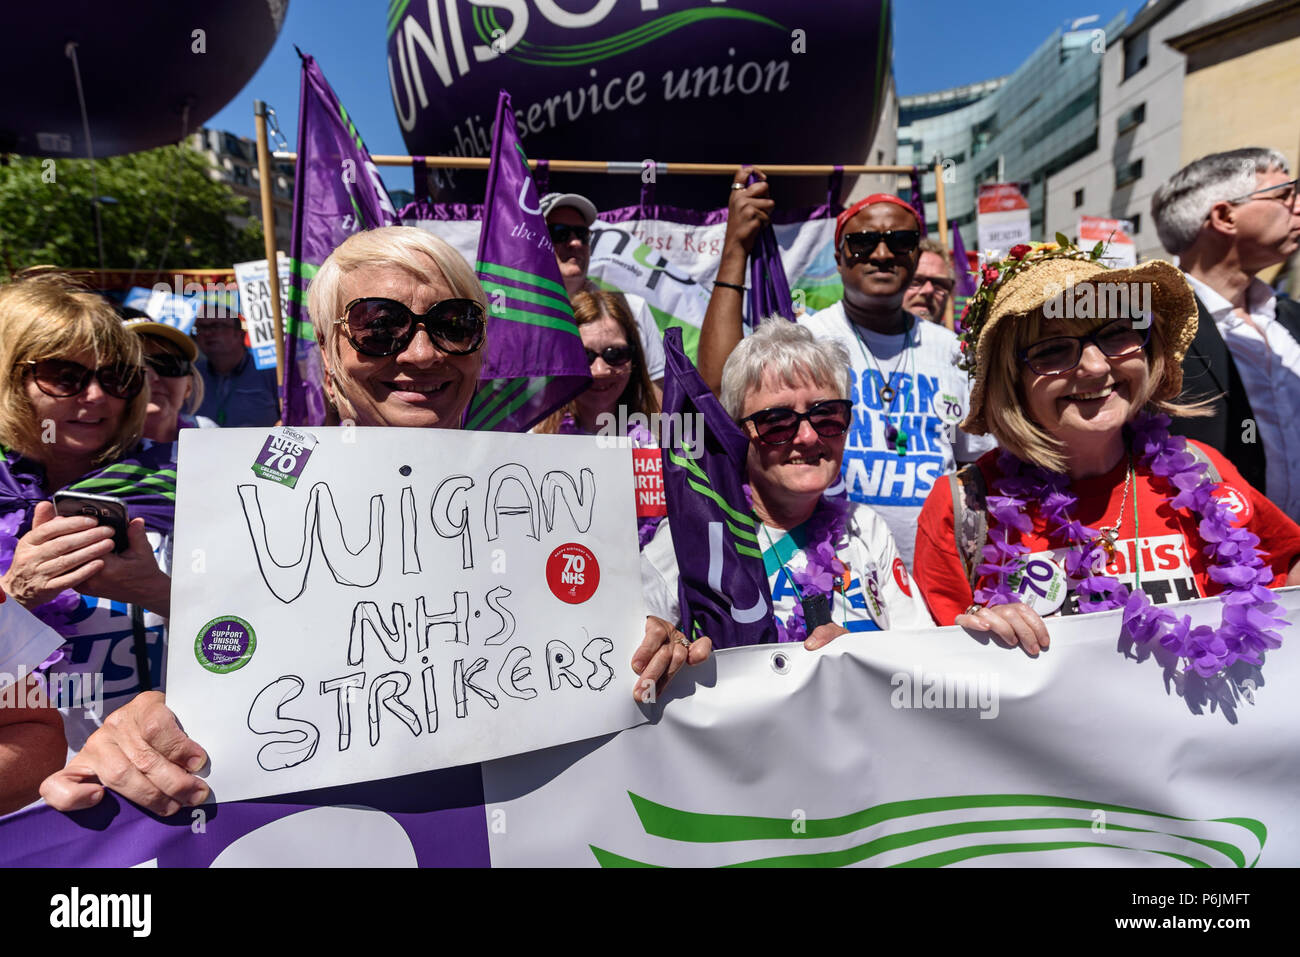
465, 90, 590, 433
746, 173, 795, 326
282, 52, 399, 426
951, 222, 977, 298
909, 167, 929, 238
660, 328, 778, 648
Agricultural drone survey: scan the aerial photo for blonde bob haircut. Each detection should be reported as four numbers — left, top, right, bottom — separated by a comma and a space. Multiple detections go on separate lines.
982, 307, 1203, 473
0, 274, 147, 466
307, 226, 489, 422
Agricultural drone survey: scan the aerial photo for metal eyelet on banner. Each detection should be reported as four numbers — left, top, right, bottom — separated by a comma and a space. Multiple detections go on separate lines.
770, 651, 791, 675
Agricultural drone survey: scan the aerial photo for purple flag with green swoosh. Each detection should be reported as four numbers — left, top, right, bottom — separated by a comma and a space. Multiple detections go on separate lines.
282, 52, 399, 426
660, 328, 777, 648
465, 90, 589, 432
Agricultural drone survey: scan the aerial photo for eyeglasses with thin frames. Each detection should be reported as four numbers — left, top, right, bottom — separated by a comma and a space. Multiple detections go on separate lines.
1225, 177, 1298, 209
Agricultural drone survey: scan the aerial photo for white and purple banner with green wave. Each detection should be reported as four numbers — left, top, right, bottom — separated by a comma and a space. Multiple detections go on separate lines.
4, 590, 1298, 867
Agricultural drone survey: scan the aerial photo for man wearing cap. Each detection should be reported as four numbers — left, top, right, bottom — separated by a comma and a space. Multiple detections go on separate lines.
539, 191, 666, 388
698, 168, 993, 568
192, 306, 280, 428
903, 238, 957, 326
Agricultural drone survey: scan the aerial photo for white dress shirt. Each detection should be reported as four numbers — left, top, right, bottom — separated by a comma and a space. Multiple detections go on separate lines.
1186, 273, 1300, 521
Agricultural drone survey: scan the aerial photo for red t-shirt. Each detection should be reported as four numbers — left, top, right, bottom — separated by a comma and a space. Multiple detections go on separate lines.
914, 441, 1300, 625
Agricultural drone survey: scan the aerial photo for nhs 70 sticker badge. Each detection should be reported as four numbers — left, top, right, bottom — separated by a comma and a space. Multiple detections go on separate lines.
251, 426, 319, 489
935, 392, 964, 443
1006, 556, 1068, 615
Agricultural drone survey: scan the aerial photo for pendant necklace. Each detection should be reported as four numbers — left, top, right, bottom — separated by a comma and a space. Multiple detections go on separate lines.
1094, 455, 1134, 562
850, 313, 914, 456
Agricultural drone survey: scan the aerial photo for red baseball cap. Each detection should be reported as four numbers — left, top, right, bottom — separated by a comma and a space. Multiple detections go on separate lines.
835, 194, 920, 247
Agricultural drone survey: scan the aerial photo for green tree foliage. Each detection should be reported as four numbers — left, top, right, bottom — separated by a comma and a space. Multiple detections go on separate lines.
0, 145, 266, 274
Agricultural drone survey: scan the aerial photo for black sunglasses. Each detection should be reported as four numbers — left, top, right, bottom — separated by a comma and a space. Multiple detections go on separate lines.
741, 399, 853, 445
25, 358, 144, 400
145, 353, 193, 378
190, 320, 240, 336
842, 229, 920, 259
1019, 317, 1151, 375
586, 345, 634, 367
548, 223, 590, 245
336, 297, 487, 358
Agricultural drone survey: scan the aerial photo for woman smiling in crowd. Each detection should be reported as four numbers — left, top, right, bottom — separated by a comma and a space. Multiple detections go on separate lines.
913, 241, 1300, 669
639, 318, 931, 682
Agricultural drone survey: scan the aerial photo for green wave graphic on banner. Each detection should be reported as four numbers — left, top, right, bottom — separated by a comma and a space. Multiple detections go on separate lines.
471, 7, 784, 67
589, 792, 1266, 868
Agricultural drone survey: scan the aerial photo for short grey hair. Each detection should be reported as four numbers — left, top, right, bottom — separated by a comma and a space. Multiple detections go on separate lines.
1151, 148, 1290, 254
720, 317, 851, 420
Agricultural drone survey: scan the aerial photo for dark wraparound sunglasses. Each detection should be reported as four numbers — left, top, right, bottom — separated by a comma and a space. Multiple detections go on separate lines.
145, 353, 192, 378
741, 399, 853, 445
586, 345, 634, 367
336, 297, 487, 357
1019, 317, 1151, 375
842, 229, 920, 259
548, 223, 590, 245
25, 359, 144, 400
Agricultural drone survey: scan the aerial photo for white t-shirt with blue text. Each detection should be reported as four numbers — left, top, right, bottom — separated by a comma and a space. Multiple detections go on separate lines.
799, 302, 994, 569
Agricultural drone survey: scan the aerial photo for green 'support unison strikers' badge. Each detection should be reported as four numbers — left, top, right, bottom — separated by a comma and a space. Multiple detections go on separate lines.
195, 616, 257, 674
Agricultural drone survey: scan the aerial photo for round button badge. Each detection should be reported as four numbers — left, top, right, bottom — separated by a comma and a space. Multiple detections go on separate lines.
195, 615, 257, 674
546, 543, 600, 604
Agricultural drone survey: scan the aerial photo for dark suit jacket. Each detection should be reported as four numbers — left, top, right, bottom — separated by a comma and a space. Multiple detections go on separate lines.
1170, 284, 1300, 494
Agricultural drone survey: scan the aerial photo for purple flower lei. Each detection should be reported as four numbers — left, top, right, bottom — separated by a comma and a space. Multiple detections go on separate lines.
979, 411, 1287, 677
744, 485, 852, 643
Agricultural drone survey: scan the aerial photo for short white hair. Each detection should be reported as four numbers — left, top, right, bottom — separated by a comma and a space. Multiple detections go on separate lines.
720, 317, 851, 420
1151, 148, 1290, 255
307, 226, 488, 421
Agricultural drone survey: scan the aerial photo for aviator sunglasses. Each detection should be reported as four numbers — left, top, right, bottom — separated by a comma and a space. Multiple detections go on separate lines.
741, 399, 853, 445
25, 358, 144, 400
841, 229, 920, 259
336, 297, 487, 358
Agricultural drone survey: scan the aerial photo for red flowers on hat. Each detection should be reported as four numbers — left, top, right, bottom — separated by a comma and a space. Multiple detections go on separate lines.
982, 266, 1000, 285
1008, 244, 1031, 260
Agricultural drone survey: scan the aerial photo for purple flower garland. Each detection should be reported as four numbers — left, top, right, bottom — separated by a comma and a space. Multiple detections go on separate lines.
978, 411, 1287, 677
743, 484, 852, 643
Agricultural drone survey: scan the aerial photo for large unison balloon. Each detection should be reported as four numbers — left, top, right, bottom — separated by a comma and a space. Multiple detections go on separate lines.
387, 0, 891, 208
0, 1, 287, 157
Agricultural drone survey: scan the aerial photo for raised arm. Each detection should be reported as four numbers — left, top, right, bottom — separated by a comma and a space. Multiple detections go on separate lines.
697, 166, 774, 396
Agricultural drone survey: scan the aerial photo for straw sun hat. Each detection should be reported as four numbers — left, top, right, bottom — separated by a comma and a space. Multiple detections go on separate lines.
957, 239, 1199, 435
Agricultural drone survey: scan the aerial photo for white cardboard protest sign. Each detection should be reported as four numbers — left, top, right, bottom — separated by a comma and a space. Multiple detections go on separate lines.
167, 427, 648, 803
232, 257, 291, 371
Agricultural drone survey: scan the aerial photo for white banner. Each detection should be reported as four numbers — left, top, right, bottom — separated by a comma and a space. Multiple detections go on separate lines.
1078, 216, 1137, 268
232, 257, 291, 371
166, 427, 647, 803
405, 211, 840, 357
484, 589, 1300, 867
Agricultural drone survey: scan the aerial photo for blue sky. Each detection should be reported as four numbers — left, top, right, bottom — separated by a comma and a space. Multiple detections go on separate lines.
209, 0, 1135, 191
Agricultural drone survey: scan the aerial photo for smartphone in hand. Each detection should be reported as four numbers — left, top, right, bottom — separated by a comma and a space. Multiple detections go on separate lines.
52, 492, 129, 553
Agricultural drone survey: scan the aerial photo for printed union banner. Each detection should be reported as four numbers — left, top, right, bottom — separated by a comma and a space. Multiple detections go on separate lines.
3, 590, 1297, 866
977, 182, 1031, 259
165, 426, 646, 803
1078, 216, 1137, 268
404, 207, 841, 361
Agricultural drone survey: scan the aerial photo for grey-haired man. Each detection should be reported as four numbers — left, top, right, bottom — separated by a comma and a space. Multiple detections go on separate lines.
1152, 147, 1300, 519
